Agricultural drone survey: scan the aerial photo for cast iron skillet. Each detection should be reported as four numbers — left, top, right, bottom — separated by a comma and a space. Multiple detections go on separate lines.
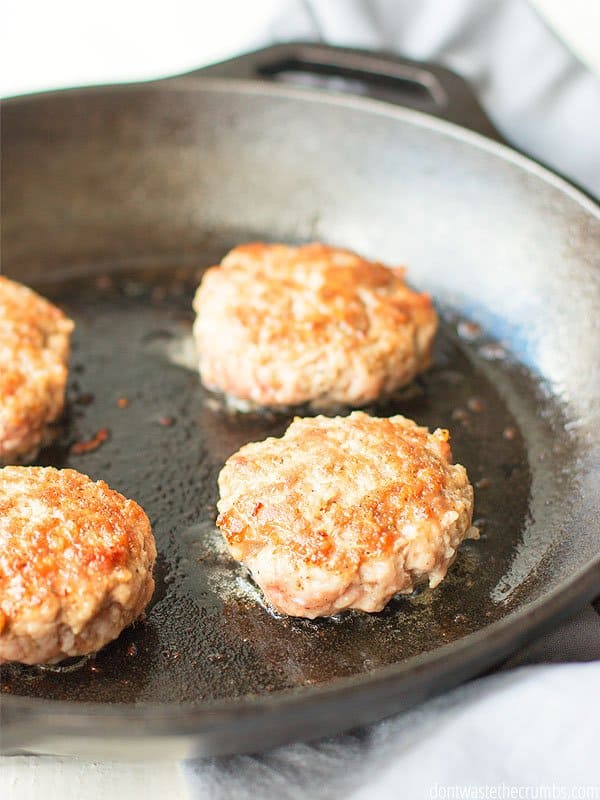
1, 44, 599, 759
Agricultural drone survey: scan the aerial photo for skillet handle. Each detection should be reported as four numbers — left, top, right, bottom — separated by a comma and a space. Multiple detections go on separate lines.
183, 42, 503, 142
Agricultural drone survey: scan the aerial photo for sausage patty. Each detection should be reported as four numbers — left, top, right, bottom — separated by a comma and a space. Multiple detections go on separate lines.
193, 243, 437, 408
0, 276, 74, 464
217, 412, 476, 618
0, 467, 156, 664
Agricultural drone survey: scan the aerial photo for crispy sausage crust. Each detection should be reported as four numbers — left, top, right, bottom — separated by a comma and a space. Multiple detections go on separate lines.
193, 243, 437, 408
217, 412, 476, 618
0, 467, 156, 664
0, 276, 74, 464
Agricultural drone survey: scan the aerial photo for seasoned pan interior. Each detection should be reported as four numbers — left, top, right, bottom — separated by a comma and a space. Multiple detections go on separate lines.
0, 257, 579, 704
1, 82, 598, 713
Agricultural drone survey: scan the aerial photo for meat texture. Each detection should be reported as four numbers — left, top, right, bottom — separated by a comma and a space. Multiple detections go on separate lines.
0, 276, 74, 464
217, 412, 476, 618
193, 243, 437, 408
0, 467, 156, 664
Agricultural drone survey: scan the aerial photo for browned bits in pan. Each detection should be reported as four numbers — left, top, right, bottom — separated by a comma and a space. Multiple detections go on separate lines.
151, 286, 168, 303
457, 320, 482, 341
478, 343, 507, 361
70, 427, 109, 454
467, 396, 485, 413
475, 477, 492, 490
95, 275, 113, 291
170, 281, 185, 297
116, 396, 129, 408
75, 392, 94, 406
158, 416, 175, 427
503, 425, 518, 440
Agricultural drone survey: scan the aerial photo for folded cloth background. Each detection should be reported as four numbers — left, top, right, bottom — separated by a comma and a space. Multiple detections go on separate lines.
1, 0, 598, 797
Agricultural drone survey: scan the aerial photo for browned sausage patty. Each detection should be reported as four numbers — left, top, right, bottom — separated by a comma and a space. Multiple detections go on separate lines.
193, 243, 437, 408
0, 276, 74, 464
217, 412, 476, 618
0, 467, 156, 664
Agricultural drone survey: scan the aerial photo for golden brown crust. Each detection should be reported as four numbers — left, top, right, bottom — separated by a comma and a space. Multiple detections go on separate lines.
0, 276, 74, 464
217, 412, 475, 618
0, 467, 156, 664
193, 243, 437, 407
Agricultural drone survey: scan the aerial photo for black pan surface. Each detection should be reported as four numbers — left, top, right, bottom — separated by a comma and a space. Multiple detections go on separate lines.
1, 47, 599, 758
0, 264, 540, 706
0, 256, 595, 756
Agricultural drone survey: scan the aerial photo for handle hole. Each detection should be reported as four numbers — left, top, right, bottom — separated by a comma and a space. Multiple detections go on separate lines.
259, 58, 437, 107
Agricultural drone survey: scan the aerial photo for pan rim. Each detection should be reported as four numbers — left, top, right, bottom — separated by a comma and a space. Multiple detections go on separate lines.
2, 75, 599, 746
2, 559, 598, 732
4, 75, 599, 213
